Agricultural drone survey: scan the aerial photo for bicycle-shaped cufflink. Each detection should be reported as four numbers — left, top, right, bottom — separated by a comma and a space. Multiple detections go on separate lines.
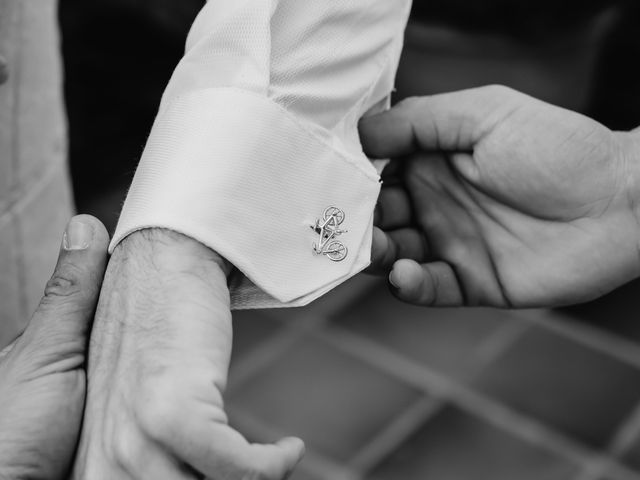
311, 206, 348, 262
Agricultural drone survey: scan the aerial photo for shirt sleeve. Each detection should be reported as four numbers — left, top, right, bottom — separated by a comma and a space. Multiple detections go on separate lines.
110, 0, 413, 309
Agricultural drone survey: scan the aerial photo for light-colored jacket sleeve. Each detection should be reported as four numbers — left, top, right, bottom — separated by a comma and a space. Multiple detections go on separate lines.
111, 0, 413, 309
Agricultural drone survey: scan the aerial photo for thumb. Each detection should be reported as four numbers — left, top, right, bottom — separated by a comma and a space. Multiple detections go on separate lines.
21, 215, 110, 359
359, 85, 523, 159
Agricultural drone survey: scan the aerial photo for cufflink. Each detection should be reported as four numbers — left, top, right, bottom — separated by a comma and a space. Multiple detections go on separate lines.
311, 206, 348, 262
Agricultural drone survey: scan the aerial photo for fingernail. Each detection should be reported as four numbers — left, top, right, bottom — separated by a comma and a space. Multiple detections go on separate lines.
389, 270, 400, 289
63, 218, 93, 250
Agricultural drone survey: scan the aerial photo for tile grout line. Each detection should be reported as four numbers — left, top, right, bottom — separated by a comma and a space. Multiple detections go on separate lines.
322, 325, 640, 477
579, 398, 640, 480
348, 396, 445, 473
610, 401, 640, 457
513, 309, 640, 370
575, 459, 640, 480
474, 318, 532, 365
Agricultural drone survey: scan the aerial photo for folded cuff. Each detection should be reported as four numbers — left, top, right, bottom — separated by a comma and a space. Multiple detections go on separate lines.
110, 88, 381, 308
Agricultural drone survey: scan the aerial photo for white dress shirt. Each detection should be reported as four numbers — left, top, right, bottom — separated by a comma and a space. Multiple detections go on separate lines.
111, 0, 413, 309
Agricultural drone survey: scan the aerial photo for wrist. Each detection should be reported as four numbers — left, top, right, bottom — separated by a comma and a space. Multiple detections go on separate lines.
101, 228, 232, 333
114, 228, 232, 278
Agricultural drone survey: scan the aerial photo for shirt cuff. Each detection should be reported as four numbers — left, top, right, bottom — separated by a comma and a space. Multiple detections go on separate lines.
110, 88, 381, 309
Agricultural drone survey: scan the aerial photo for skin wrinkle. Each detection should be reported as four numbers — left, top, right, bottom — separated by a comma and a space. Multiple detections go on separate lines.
422, 263, 439, 305
423, 101, 442, 152
451, 165, 550, 271
406, 169, 476, 305
408, 153, 539, 306
463, 134, 618, 224
382, 233, 398, 273
450, 168, 520, 307
469, 87, 520, 148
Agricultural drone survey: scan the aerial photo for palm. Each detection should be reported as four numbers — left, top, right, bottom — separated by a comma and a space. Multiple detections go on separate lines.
0, 347, 85, 479
403, 102, 638, 307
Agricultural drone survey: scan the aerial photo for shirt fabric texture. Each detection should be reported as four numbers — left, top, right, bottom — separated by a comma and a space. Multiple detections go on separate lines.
111, 0, 413, 309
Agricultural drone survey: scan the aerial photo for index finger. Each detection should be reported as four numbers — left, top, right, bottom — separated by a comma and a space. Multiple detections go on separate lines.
358, 85, 522, 159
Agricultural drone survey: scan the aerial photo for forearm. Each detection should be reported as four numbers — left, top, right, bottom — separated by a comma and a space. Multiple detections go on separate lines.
74, 228, 235, 476
88, 228, 232, 359
75, 224, 305, 479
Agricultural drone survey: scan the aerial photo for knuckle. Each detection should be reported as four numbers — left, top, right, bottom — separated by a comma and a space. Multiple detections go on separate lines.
136, 379, 182, 442
111, 436, 136, 472
484, 84, 515, 98
108, 420, 145, 473
397, 96, 421, 111
44, 263, 84, 299
423, 268, 439, 306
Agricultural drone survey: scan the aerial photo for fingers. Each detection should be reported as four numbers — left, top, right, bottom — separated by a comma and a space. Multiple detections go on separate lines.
389, 259, 464, 307
170, 420, 304, 480
369, 227, 428, 274
239, 437, 305, 480
375, 186, 413, 230
26, 215, 110, 352
359, 85, 521, 158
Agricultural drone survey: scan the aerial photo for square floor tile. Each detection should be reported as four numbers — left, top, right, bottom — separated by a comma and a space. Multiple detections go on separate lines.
474, 326, 640, 447
368, 406, 578, 480
227, 335, 422, 462
563, 280, 640, 344
337, 283, 512, 379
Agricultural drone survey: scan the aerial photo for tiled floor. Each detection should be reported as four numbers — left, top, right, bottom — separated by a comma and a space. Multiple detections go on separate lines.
369, 406, 579, 480
227, 275, 640, 480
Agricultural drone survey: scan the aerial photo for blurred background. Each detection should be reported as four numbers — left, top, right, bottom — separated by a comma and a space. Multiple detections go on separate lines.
60, 1, 640, 479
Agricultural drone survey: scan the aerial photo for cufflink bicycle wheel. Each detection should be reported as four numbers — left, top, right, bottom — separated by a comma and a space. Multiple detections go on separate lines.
326, 241, 348, 262
323, 206, 345, 226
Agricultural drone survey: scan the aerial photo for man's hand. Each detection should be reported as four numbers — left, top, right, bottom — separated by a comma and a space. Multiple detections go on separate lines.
360, 86, 640, 308
72, 229, 304, 479
0, 215, 109, 479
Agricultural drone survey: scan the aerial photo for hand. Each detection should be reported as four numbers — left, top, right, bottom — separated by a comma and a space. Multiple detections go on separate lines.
72, 228, 304, 479
360, 86, 640, 308
0, 215, 109, 479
